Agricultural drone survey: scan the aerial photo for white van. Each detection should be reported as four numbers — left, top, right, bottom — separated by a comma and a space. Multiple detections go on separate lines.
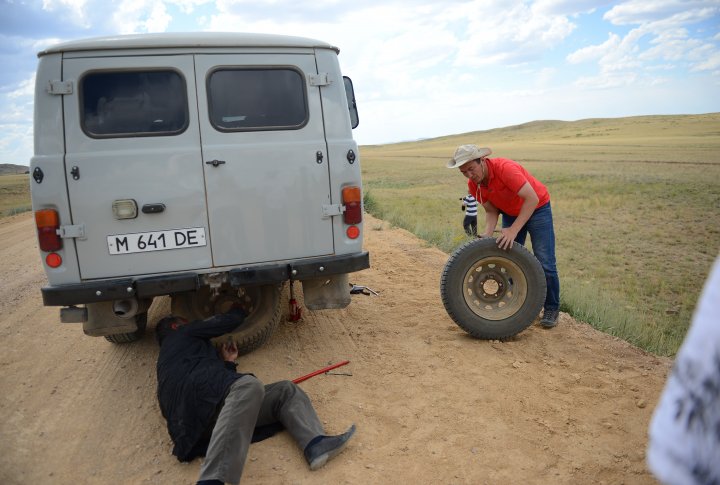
30, 33, 369, 353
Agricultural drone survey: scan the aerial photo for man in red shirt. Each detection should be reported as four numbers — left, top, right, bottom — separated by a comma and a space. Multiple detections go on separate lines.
448, 144, 560, 327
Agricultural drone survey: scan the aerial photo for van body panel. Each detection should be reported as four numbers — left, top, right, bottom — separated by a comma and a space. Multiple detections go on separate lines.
62, 55, 214, 279
38, 33, 339, 57
194, 53, 334, 267
31, 53, 81, 284
33, 54, 65, 158
315, 49, 364, 255
30, 33, 368, 334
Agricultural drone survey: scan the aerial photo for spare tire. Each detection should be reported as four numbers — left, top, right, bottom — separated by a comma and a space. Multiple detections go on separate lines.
440, 237, 546, 339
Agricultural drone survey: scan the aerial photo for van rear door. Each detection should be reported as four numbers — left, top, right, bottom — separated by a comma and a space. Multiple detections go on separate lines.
63, 55, 212, 279
194, 53, 334, 267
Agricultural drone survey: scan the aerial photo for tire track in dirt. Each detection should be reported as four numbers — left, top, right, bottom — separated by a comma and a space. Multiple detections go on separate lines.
0, 214, 47, 320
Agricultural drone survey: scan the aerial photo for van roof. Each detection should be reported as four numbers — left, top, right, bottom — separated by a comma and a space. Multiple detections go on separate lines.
38, 32, 339, 57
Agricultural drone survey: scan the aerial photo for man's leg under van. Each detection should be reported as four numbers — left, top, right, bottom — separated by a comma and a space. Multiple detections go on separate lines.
198, 375, 264, 485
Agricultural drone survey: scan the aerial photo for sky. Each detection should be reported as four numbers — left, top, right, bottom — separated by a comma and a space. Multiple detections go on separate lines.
0, 0, 719, 165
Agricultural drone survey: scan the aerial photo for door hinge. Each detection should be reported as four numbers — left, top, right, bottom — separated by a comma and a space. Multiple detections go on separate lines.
322, 204, 345, 218
309, 73, 332, 87
47, 80, 73, 95
57, 224, 85, 239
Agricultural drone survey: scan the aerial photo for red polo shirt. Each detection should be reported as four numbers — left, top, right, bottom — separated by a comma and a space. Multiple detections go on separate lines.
468, 157, 550, 216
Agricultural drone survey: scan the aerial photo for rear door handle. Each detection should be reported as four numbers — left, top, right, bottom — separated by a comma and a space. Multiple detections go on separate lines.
142, 203, 166, 214
206, 159, 226, 167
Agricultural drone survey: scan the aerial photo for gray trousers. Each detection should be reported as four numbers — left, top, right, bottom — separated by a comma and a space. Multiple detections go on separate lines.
198, 375, 325, 484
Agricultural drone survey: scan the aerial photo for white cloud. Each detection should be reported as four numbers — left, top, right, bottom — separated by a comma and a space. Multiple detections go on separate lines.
567, 33, 621, 63
693, 52, 720, 72
0, 121, 32, 152
165, 0, 214, 15
604, 0, 719, 25
0, 94, 34, 164
643, 32, 703, 62
42, 0, 90, 27
568, 27, 646, 78
532, 0, 607, 15
204, 1, 464, 116
0, 101, 33, 125
8, 75, 36, 99
112, 0, 173, 34
574, 72, 638, 89
455, 0, 576, 67
145, 2, 173, 32
32, 37, 65, 52
533, 67, 559, 87
565, 1, 720, 91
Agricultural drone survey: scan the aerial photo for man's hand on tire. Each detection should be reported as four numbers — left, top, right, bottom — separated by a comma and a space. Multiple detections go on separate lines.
220, 341, 238, 362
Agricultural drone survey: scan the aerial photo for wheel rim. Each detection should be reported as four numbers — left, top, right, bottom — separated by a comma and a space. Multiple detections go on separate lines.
462, 256, 528, 321
186, 285, 256, 318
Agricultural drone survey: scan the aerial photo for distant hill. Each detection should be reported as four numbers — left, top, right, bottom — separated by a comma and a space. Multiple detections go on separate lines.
361, 113, 720, 165
0, 164, 29, 175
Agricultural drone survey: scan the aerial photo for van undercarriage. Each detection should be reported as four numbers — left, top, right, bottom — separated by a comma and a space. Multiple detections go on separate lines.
46, 252, 369, 353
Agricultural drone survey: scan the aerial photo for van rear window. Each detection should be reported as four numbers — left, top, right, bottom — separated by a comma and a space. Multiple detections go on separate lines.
81, 70, 188, 137
207, 68, 307, 131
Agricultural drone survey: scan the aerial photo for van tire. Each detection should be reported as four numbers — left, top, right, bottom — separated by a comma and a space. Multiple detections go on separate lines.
440, 237, 546, 339
104, 313, 148, 344
171, 284, 282, 355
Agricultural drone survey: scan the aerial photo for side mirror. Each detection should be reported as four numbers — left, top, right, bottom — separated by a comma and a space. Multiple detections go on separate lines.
343, 76, 359, 129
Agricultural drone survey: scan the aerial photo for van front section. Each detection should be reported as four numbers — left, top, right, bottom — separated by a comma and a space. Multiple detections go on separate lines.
30, 33, 369, 352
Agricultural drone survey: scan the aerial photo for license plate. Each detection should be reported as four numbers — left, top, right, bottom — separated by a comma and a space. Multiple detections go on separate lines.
107, 227, 207, 255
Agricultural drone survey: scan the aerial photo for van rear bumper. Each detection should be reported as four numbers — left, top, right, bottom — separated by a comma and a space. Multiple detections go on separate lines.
41, 252, 370, 306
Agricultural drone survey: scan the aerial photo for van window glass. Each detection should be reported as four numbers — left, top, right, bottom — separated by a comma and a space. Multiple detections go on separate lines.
343, 76, 359, 129
208, 68, 307, 131
81, 70, 188, 137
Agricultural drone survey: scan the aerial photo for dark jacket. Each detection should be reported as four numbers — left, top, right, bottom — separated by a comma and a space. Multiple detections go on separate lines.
156, 310, 246, 462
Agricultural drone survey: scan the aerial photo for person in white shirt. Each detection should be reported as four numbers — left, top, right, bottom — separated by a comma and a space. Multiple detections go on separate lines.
461, 194, 478, 236
647, 256, 720, 485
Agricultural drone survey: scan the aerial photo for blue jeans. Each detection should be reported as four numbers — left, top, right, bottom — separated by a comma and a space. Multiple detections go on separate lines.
463, 215, 477, 236
502, 202, 560, 311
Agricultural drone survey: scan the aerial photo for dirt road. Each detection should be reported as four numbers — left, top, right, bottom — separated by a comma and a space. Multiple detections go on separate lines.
0, 212, 671, 484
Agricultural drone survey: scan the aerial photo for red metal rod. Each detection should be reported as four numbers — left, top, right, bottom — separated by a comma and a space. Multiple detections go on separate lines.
292, 360, 350, 384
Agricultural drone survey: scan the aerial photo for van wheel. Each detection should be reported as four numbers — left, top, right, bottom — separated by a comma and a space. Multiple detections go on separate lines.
171, 284, 282, 355
104, 313, 147, 344
440, 237, 546, 339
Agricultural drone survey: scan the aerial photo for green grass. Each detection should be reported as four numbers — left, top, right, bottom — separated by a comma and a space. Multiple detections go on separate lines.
360, 114, 720, 356
0, 174, 31, 218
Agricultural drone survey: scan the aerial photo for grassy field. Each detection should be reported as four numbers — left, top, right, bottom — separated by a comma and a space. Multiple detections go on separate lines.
360, 113, 720, 356
0, 174, 31, 218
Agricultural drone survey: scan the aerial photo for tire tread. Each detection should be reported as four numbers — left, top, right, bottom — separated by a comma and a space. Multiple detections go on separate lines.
440, 238, 546, 339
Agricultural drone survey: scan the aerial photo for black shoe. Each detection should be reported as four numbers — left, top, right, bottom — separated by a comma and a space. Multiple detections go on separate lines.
540, 309, 559, 328
304, 424, 356, 470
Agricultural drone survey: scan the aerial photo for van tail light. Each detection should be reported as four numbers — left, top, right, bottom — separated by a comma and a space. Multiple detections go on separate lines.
342, 186, 362, 225
346, 226, 360, 239
35, 209, 63, 252
46, 253, 63, 268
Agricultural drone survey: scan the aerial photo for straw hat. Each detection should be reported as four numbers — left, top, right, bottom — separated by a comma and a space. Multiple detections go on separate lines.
446, 144, 492, 169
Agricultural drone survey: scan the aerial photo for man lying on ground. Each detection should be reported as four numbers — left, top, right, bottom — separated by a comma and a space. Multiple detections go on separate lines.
155, 308, 356, 485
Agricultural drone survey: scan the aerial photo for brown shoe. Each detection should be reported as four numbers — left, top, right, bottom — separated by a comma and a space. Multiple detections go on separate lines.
540, 309, 559, 328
